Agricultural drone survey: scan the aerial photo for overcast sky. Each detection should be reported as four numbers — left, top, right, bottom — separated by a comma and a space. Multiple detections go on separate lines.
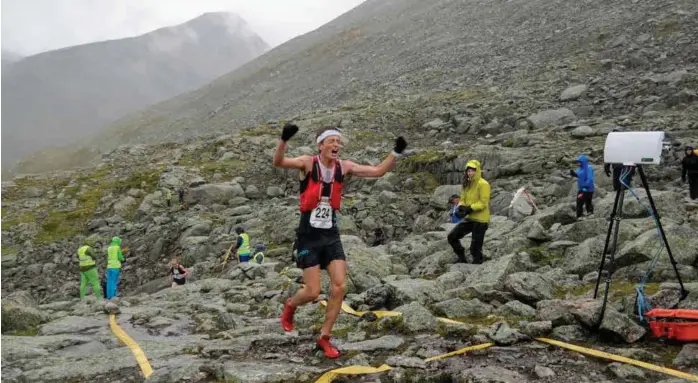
1, 0, 367, 56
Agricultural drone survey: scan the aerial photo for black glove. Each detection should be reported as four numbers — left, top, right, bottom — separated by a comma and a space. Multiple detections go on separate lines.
455, 205, 473, 218
569, 169, 576, 178
394, 137, 407, 154
281, 123, 299, 142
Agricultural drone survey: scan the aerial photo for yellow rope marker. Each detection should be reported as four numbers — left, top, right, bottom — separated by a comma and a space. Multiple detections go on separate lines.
424, 342, 495, 362
314, 364, 392, 383
109, 314, 154, 378
318, 300, 402, 319
536, 338, 698, 382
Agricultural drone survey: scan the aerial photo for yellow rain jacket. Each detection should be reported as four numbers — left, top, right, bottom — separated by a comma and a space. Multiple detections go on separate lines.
458, 160, 491, 223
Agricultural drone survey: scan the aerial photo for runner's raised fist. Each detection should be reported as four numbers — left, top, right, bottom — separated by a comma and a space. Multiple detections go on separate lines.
394, 136, 407, 154
281, 123, 299, 142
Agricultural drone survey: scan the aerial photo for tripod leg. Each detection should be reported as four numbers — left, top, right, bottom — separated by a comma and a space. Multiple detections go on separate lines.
594, 185, 623, 299
637, 165, 688, 301
597, 187, 626, 327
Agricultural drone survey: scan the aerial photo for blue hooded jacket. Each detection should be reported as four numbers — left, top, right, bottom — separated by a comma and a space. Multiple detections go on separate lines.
574, 154, 595, 192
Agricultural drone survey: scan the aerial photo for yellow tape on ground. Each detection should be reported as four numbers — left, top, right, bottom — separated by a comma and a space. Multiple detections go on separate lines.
109, 314, 153, 378
536, 338, 698, 382
318, 300, 402, 319
424, 342, 495, 362
315, 364, 392, 383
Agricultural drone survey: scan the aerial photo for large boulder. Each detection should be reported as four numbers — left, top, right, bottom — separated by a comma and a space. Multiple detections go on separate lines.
345, 243, 394, 293
463, 253, 528, 291
504, 272, 554, 304
526, 108, 576, 129
188, 183, 244, 205
430, 185, 461, 209
617, 224, 698, 267
386, 278, 446, 307
1, 291, 46, 334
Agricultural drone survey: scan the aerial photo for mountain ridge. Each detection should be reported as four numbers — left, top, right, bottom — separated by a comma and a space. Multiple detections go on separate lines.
2, 12, 269, 170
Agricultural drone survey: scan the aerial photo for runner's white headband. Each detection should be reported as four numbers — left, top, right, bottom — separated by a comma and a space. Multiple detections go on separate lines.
316, 129, 342, 144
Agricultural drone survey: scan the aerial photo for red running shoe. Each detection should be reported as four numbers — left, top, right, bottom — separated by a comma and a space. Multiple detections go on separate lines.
317, 335, 340, 359
280, 298, 296, 332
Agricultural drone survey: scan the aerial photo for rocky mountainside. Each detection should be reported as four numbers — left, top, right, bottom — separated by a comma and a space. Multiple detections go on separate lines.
3, 0, 698, 382
1, 50, 23, 72
2, 12, 269, 171
14, 0, 698, 175
2, 101, 698, 381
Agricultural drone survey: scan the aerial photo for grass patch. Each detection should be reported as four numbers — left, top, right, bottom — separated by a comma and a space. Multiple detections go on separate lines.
553, 281, 660, 300
2, 245, 19, 258
409, 172, 440, 193
7, 327, 39, 336
657, 20, 681, 37
525, 247, 564, 267
240, 124, 274, 137
1, 211, 38, 230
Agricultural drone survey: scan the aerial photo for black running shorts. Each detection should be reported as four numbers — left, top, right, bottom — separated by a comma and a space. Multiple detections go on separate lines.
295, 234, 346, 270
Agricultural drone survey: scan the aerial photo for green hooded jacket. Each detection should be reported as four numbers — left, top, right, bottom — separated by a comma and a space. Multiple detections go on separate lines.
107, 236, 124, 269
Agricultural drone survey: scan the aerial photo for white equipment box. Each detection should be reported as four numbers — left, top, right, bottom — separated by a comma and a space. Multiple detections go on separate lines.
603, 131, 665, 165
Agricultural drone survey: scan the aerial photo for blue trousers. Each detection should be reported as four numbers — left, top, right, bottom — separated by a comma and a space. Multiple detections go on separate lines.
106, 268, 121, 299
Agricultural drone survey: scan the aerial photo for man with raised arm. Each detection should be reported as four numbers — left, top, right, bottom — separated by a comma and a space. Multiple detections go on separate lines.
273, 123, 407, 358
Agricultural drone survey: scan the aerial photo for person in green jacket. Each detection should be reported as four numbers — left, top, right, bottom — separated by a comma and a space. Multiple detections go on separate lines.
106, 236, 125, 299
77, 240, 103, 299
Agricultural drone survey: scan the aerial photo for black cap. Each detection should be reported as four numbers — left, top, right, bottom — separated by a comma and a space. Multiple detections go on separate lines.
235, 227, 244, 234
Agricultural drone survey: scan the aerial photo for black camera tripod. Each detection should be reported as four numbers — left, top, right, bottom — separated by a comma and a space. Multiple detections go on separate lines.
592, 164, 688, 326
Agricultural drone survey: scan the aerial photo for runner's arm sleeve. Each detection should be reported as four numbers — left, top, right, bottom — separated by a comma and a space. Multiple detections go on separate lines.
470, 182, 491, 211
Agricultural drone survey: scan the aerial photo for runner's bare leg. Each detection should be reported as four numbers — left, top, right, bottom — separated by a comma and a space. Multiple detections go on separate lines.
291, 265, 321, 307
321, 260, 347, 337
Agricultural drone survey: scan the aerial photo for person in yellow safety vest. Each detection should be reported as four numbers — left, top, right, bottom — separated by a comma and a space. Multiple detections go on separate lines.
166, 189, 173, 207
106, 236, 125, 299
77, 240, 103, 299
233, 227, 251, 262
252, 244, 266, 264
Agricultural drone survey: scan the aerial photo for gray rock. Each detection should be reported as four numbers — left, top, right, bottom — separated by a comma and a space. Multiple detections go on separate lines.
570, 300, 646, 343
386, 278, 445, 306
487, 321, 528, 345
534, 365, 556, 378
245, 185, 261, 199
526, 220, 550, 242
464, 253, 527, 291
216, 361, 322, 382
436, 270, 466, 290
1, 291, 46, 334
496, 300, 536, 318
266, 186, 285, 197
385, 355, 427, 369
527, 108, 576, 129
560, 84, 588, 101
378, 190, 398, 204
459, 366, 529, 383
607, 363, 645, 380
673, 343, 698, 368
38, 316, 104, 335
504, 272, 553, 304
570, 125, 595, 139
434, 298, 493, 319
103, 301, 120, 315
521, 320, 553, 337
189, 183, 242, 205
430, 185, 461, 209
550, 325, 588, 342
342, 335, 405, 351
395, 301, 437, 332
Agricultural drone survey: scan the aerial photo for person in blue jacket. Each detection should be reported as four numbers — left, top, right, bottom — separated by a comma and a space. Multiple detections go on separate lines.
448, 194, 463, 223
569, 154, 595, 218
